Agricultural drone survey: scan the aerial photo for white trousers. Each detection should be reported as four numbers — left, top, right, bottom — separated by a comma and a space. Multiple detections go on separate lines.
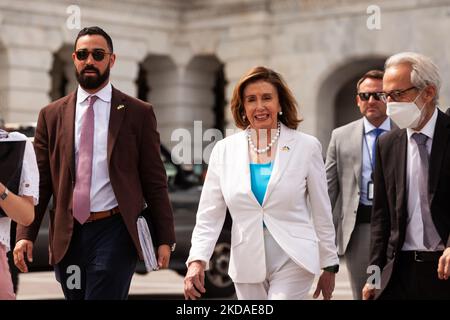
234, 228, 315, 300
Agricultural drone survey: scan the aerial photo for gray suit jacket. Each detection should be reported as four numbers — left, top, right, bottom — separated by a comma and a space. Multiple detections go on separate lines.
325, 118, 397, 255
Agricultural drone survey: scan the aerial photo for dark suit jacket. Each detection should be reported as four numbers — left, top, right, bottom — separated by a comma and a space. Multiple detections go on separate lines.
446, 108, 450, 116
369, 110, 450, 298
17, 87, 175, 265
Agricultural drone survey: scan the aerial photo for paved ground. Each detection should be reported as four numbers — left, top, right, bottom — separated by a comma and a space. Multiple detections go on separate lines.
16, 258, 354, 300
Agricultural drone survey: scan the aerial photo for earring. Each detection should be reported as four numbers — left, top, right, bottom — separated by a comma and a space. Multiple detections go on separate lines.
278, 111, 283, 116
242, 114, 246, 120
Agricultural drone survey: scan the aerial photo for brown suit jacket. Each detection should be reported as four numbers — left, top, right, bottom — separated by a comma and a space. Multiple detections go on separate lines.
17, 87, 175, 265
369, 110, 450, 298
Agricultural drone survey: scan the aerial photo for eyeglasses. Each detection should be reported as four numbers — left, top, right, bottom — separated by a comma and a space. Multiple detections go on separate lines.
357, 92, 384, 101
75, 49, 112, 61
379, 86, 417, 102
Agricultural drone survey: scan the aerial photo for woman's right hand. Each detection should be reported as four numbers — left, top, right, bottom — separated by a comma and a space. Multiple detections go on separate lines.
13, 239, 34, 272
184, 260, 206, 300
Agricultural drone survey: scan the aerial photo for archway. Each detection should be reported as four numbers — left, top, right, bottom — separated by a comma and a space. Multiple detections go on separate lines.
316, 56, 387, 151
49, 45, 76, 100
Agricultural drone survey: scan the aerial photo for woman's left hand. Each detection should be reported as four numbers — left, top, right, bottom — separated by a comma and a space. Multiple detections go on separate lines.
313, 271, 336, 300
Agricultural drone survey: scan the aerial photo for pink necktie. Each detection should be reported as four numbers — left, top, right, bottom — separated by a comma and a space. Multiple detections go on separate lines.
73, 95, 97, 224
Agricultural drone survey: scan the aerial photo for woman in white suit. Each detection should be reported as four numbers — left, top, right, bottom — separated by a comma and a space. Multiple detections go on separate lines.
184, 66, 339, 300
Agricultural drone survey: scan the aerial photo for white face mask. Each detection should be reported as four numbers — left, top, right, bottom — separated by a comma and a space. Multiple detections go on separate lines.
386, 91, 425, 129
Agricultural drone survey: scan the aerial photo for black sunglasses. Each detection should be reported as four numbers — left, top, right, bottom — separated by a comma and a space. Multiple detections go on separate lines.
75, 49, 112, 61
358, 92, 384, 101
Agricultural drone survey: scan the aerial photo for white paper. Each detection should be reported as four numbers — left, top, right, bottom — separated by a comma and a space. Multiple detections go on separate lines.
137, 216, 159, 272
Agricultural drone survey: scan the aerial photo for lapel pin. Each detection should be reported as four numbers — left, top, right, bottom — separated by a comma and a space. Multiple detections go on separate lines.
117, 104, 125, 110
281, 146, 290, 152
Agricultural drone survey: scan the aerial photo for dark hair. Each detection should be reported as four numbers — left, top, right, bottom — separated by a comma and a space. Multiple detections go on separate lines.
230, 66, 302, 130
356, 69, 384, 92
74, 26, 113, 52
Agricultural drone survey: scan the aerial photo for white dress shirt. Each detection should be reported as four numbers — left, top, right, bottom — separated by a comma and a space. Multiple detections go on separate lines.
75, 83, 118, 212
403, 108, 444, 251
360, 117, 391, 205
0, 132, 39, 251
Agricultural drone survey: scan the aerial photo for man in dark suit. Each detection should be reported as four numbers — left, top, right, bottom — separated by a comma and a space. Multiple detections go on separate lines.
13, 26, 175, 299
326, 70, 396, 300
363, 52, 450, 300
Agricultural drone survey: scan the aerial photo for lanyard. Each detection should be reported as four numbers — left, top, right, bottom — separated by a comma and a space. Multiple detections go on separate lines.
363, 133, 375, 173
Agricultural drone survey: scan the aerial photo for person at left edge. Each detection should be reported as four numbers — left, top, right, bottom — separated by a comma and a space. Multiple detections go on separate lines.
13, 26, 175, 300
184, 66, 339, 300
0, 129, 38, 300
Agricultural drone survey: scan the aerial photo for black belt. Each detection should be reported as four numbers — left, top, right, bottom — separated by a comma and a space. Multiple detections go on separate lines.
356, 204, 372, 224
399, 250, 443, 262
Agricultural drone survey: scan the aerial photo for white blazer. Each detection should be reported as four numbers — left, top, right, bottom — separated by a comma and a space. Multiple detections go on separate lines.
187, 123, 338, 283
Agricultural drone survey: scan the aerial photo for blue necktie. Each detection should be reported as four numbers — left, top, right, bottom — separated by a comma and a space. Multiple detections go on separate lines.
371, 128, 384, 169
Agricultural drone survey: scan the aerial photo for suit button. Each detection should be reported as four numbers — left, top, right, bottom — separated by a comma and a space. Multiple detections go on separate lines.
354, 210, 357, 214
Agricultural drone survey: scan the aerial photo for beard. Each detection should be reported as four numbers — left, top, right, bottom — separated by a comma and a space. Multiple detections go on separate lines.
76, 63, 110, 90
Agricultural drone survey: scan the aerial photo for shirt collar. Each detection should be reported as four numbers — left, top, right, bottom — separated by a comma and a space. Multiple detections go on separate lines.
406, 107, 438, 140
363, 116, 391, 134
77, 82, 112, 104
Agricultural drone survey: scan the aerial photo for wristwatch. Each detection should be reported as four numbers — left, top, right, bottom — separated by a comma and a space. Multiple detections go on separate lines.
0, 187, 9, 201
323, 264, 339, 273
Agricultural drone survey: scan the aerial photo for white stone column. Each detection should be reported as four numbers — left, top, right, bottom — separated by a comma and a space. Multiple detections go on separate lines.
110, 58, 139, 97
185, 56, 223, 165
143, 56, 179, 151
0, 46, 54, 123
144, 54, 224, 165
0, 24, 62, 123
110, 38, 148, 97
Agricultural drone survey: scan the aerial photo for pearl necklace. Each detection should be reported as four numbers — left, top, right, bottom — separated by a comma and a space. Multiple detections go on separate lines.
247, 122, 281, 154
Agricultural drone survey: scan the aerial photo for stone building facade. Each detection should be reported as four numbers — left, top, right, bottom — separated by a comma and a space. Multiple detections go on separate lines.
1, 0, 450, 161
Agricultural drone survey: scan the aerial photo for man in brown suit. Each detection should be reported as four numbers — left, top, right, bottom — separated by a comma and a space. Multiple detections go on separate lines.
13, 26, 175, 299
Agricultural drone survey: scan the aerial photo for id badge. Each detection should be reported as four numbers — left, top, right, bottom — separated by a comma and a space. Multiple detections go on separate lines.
367, 181, 374, 201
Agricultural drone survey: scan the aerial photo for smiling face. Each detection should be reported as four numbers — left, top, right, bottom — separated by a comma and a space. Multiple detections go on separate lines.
242, 80, 281, 130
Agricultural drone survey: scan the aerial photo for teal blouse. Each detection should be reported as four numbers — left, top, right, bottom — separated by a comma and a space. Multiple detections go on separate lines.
249, 162, 273, 205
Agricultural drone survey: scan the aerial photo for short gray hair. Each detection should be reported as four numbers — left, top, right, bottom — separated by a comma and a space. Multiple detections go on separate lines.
385, 52, 441, 104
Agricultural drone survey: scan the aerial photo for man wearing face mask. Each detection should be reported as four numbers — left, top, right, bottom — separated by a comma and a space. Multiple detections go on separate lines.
363, 52, 450, 300
325, 70, 397, 300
